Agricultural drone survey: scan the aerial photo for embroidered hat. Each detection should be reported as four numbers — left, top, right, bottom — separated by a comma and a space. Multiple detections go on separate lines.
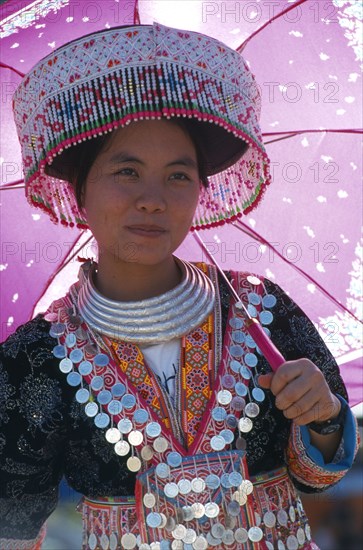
13, 23, 270, 229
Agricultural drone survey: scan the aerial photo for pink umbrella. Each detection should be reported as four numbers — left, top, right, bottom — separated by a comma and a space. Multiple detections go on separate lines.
1, 0, 362, 404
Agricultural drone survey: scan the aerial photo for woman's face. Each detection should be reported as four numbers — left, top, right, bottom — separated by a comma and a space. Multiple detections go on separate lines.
84, 119, 200, 267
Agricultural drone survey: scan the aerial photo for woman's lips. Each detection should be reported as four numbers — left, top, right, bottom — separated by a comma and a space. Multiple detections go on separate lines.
125, 225, 166, 237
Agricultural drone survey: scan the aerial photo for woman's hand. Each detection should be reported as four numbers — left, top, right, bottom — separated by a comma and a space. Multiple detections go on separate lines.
258, 358, 341, 425
258, 359, 343, 462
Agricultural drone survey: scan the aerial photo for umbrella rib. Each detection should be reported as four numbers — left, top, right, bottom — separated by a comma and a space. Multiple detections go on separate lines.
29, 233, 93, 320
0, 61, 25, 78
237, 0, 308, 52
233, 220, 362, 326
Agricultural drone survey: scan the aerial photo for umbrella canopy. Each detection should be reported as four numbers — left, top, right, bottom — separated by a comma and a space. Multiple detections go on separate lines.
1, 0, 362, 404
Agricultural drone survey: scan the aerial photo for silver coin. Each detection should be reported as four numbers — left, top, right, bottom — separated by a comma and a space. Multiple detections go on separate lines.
191, 477, 205, 493
244, 352, 257, 368
220, 428, 234, 444
248, 292, 261, 305
225, 515, 237, 529
245, 402, 260, 418
247, 275, 261, 285
221, 473, 232, 488
50, 322, 65, 337
109, 533, 118, 550
53, 344, 67, 359
255, 513, 262, 526
296, 527, 305, 545
240, 365, 252, 380
165, 516, 176, 532
67, 371, 82, 387
235, 436, 247, 450
159, 513, 167, 529
153, 436, 169, 453
85, 402, 98, 418
111, 383, 126, 397
100, 534, 109, 550
128, 430, 143, 447
240, 479, 254, 495
182, 505, 195, 522
217, 389, 232, 405
117, 418, 133, 434
229, 317, 244, 329
76, 387, 89, 404
263, 511, 276, 528
84, 343, 97, 355
114, 440, 130, 456
150, 545, 161, 550
146, 512, 162, 528
146, 422, 162, 438
229, 471, 243, 487
139, 544, 152, 550
94, 413, 110, 429
205, 474, 220, 490
178, 479, 192, 495
120, 534, 137, 549
260, 310, 274, 325
127, 456, 141, 472
231, 396, 246, 411
230, 359, 242, 373
143, 492, 156, 508
211, 407, 227, 422
305, 524, 311, 541
252, 387, 265, 402
277, 509, 288, 526
133, 408, 149, 424
182, 528, 197, 544
262, 294, 277, 308
226, 414, 238, 429
171, 542, 183, 550
229, 344, 244, 358
97, 390, 112, 405
211, 524, 225, 539
107, 400, 122, 416
172, 524, 187, 540
206, 533, 221, 547
247, 304, 258, 318
204, 502, 219, 518
141, 445, 154, 461
222, 529, 234, 545
278, 541, 286, 550
121, 394, 136, 409
248, 526, 263, 542
69, 348, 83, 363
234, 527, 249, 543
65, 333, 77, 348
222, 374, 236, 389
192, 536, 208, 550
167, 451, 182, 468
232, 330, 245, 344
106, 427, 121, 444
59, 358, 73, 373
227, 500, 241, 516
88, 533, 98, 550
286, 535, 299, 550
164, 482, 179, 498
191, 502, 205, 519
155, 462, 170, 479
289, 505, 296, 523
232, 489, 247, 506
94, 353, 109, 367
266, 543, 274, 550
210, 435, 226, 451
90, 376, 104, 391
238, 417, 253, 433
245, 334, 257, 349
79, 360, 93, 376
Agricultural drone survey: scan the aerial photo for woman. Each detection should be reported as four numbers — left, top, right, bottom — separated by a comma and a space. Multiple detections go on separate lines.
0, 23, 357, 550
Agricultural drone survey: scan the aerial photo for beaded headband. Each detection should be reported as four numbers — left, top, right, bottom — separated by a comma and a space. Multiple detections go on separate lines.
13, 23, 270, 229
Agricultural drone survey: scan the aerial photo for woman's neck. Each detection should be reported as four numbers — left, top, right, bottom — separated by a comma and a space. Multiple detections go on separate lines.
93, 256, 183, 302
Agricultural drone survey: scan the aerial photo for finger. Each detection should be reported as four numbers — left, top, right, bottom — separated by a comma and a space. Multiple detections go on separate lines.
258, 373, 273, 389
274, 374, 314, 411
281, 389, 320, 421
269, 360, 305, 396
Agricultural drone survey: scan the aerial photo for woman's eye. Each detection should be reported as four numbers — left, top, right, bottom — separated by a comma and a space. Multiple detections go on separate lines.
170, 172, 190, 181
115, 167, 138, 177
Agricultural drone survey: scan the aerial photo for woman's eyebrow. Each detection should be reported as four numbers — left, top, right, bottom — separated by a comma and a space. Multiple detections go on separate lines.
108, 153, 198, 169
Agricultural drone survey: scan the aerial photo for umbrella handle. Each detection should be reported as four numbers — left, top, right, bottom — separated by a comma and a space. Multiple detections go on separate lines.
246, 319, 285, 372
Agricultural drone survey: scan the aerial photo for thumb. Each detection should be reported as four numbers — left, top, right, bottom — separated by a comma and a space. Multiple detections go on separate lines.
258, 373, 274, 389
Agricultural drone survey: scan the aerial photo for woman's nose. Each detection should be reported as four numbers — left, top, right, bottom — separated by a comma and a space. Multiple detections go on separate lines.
135, 180, 167, 212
